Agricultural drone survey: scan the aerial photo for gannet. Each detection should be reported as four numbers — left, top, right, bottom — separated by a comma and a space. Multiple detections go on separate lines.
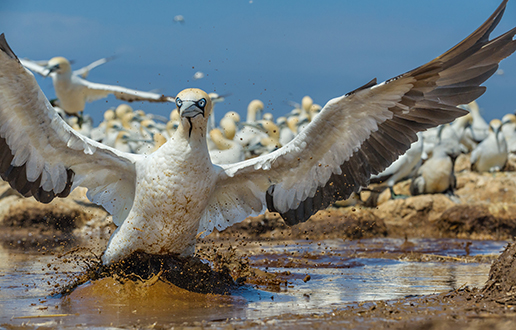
20, 56, 173, 115
234, 99, 268, 148
208, 128, 245, 164
219, 111, 240, 140
471, 119, 508, 172
460, 101, 490, 147
277, 116, 296, 146
501, 113, 516, 153
370, 132, 425, 197
409, 140, 463, 196
1, 0, 515, 265
20, 55, 115, 79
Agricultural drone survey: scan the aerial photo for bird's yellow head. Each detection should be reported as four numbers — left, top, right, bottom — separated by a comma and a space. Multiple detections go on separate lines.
176, 88, 212, 118
502, 114, 516, 126
489, 118, 503, 133
175, 88, 213, 137
46, 57, 71, 76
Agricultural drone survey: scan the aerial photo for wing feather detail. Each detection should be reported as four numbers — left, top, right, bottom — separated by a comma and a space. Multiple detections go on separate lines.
80, 78, 172, 103
0, 34, 139, 225
210, 0, 516, 228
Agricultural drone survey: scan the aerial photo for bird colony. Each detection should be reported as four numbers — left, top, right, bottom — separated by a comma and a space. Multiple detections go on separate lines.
0, 1, 515, 265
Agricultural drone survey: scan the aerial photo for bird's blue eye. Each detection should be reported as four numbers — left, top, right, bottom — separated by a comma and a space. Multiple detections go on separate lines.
176, 97, 182, 108
197, 98, 206, 108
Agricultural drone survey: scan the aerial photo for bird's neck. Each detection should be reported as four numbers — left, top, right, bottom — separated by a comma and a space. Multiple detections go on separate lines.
166, 122, 210, 155
53, 72, 72, 82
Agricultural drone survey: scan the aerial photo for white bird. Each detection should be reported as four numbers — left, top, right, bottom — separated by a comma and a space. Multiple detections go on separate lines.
193, 71, 205, 80
471, 119, 508, 172
0, 0, 515, 265
277, 116, 296, 146
20, 55, 115, 79
410, 140, 463, 196
501, 113, 516, 152
370, 132, 425, 196
422, 124, 460, 157
461, 100, 490, 147
173, 15, 185, 24
208, 128, 245, 164
234, 99, 267, 148
20, 56, 173, 115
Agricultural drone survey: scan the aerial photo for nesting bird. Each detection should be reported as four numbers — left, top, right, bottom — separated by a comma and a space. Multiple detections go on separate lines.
471, 119, 508, 172
410, 140, 463, 196
20, 56, 173, 116
0, 0, 515, 265
501, 113, 516, 153
370, 133, 425, 197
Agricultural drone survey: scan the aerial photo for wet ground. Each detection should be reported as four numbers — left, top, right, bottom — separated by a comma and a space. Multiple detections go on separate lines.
2, 169, 516, 329
0, 237, 508, 329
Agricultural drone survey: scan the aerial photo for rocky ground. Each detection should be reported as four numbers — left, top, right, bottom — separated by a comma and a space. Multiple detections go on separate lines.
2, 153, 516, 328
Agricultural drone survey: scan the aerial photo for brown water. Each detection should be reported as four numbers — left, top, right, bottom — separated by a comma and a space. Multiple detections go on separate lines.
0, 238, 505, 328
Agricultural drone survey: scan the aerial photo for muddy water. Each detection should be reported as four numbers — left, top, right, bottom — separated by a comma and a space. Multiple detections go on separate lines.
0, 238, 506, 328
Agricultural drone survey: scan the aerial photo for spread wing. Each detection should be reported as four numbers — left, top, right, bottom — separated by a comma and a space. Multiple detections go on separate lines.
19, 58, 50, 76
198, 0, 516, 235
79, 77, 173, 103
0, 34, 141, 226
73, 56, 116, 78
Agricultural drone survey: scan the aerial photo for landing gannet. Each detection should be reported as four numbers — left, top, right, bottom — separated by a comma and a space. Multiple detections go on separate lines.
1, 1, 515, 265
21, 56, 173, 115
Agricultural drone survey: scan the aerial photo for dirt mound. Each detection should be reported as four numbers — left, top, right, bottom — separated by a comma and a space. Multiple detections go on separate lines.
219, 208, 387, 240
482, 243, 516, 304
438, 205, 516, 239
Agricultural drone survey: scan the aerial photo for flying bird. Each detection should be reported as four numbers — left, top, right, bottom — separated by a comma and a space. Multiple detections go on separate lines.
20, 55, 115, 79
20, 56, 173, 116
0, 0, 515, 265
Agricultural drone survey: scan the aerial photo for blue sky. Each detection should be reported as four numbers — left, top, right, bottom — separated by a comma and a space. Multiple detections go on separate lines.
1, 1, 515, 125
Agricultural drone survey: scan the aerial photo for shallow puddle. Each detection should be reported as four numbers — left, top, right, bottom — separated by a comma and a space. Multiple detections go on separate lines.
0, 238, 506, 328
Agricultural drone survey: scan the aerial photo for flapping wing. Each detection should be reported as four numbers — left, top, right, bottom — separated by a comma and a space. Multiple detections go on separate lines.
73, 56, 116, 78
19, 58, 50, 76
0, 34, 141, 226
79, 77, 173, 103
198, 0, 516, 234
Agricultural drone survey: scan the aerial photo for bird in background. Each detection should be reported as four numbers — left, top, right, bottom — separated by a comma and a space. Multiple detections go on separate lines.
410, 139, 464, 196
501, 113, 516, 153
370, 132, 425, 199
460, 100, 490, 149
20, 56, 174, 121
0, 0, 515, 265
471, 119, 508, 172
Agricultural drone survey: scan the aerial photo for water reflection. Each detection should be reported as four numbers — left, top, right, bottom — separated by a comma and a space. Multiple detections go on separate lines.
0, 238, 506, 327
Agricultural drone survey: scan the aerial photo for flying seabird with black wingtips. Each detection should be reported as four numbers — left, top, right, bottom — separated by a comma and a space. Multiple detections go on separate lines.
20, 56, 173, 116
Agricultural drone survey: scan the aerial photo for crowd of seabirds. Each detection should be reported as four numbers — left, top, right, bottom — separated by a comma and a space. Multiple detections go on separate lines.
18, 54, 516, 206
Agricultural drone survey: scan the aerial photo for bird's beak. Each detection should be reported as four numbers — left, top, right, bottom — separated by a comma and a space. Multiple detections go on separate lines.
44, 64, 59, 77
180, 101, 204, 118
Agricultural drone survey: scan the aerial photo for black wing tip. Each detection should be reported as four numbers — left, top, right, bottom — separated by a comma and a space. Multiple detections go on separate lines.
345, 78, 378, 97
0, 33, 19, 61
1, 135, 75, 203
